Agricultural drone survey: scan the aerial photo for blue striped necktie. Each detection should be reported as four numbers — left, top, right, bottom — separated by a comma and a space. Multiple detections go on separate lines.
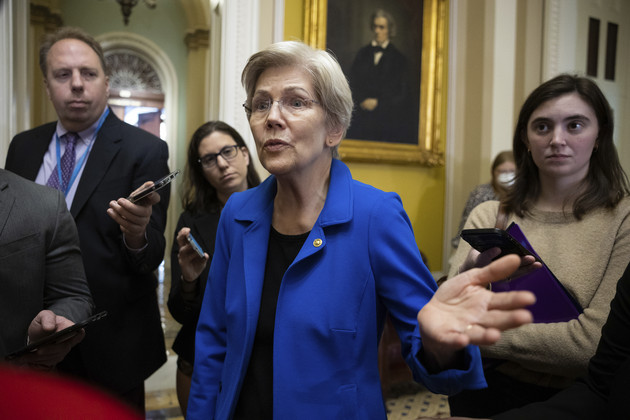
46, 132, 78, 192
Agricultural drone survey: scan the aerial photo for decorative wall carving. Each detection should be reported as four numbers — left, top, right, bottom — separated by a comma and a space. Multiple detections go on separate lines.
30, 4, 62, 30
105, 52, 163, 94
185, 29, 210, 50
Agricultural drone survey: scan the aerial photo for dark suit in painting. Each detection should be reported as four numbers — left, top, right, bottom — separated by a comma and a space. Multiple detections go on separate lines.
346, 43, 415, 143
0, 168, 93, 358
5, 110, 169, 396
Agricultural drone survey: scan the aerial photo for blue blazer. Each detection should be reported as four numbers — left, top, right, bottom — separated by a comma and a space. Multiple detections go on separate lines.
188, 159, 485, 419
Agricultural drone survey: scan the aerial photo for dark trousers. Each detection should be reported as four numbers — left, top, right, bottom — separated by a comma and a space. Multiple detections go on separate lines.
58, 350, 146, 415
448, 369, 564, 418
119, 382, 146, 415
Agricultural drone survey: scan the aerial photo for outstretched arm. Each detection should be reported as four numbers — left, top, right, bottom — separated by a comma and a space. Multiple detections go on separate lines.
418, 255, 535, 371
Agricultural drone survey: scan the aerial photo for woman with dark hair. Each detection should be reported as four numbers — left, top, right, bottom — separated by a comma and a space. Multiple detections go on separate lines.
447, 74, 630, 417
167, 121, 260, 415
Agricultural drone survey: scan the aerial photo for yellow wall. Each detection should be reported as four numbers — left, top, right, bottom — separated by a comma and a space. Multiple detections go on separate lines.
284, 2, 447, 271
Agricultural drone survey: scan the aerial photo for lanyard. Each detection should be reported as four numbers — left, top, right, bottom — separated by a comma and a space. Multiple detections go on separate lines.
54, 108, 110, 195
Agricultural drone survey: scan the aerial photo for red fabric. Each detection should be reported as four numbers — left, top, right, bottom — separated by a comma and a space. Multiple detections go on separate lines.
0, 364, 142, 420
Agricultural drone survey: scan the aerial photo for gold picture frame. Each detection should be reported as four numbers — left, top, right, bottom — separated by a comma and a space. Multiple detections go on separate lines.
304, 0, 447, 166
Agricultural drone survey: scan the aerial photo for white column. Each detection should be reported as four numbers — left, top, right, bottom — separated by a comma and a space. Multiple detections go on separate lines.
0, 0, 29, 164
218, 0, 260, 147
489, 0, 517, 159
218, 0, 276, 177
442, 0, 462, 273
543, 0, 579, 79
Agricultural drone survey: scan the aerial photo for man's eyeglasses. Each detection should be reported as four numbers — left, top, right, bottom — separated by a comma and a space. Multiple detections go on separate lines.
198, 145, 240, 169
243, 96, 320, 119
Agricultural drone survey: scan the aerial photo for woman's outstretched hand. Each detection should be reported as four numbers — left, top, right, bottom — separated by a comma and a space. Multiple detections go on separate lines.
418, 255, 536, 370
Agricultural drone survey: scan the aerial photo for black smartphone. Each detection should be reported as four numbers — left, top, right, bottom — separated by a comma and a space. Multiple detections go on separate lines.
186, 232, 205, 258
127, 170, 180, 204
5, 311, 108, 361
461, 228, 536, 260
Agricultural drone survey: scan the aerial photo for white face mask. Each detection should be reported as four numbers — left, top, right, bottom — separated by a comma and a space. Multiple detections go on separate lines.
497, 171, 515, 186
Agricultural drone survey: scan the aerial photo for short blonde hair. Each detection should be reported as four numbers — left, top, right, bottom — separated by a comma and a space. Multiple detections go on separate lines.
241, 41, 354, 149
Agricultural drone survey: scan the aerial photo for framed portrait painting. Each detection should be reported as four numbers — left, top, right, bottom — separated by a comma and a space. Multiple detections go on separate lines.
304, 0, 447, 166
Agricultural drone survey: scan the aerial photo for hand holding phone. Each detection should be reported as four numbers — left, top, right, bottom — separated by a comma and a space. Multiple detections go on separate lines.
186, 232, 205, 258
5, 311, 108, 361
461, 228, 536, 260
127, 170, 180, 204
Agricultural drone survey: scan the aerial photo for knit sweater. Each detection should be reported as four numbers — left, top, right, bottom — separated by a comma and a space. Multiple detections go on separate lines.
448, 198, 630, 388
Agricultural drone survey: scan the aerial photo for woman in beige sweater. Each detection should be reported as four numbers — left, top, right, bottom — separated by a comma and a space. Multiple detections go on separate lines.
447, 74, 630, 418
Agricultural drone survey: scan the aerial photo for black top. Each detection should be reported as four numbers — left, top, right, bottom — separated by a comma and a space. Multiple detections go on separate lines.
168, 209, 220, 364
233, 227, 309, 419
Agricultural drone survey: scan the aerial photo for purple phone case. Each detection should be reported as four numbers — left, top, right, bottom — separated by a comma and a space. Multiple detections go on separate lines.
490, 223, 582, 323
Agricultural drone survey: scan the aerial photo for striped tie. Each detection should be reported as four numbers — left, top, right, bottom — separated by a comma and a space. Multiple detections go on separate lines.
46, 132, 78, 192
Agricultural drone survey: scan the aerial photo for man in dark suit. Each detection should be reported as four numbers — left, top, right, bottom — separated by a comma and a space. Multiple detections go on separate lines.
5, 27, 169, 413
346, 9, 415, 143
0, 168, 93, 369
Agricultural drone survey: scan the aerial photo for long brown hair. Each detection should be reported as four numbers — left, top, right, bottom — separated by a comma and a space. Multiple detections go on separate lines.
503, 74, 629, 218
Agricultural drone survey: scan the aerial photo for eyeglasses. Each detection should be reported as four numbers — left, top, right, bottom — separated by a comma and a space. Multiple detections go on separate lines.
198, 145, 240, 169
243, 95, 320, 119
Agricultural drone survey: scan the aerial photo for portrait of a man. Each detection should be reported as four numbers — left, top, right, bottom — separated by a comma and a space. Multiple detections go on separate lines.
308, 0, 446, 165
345, 9, 416, 143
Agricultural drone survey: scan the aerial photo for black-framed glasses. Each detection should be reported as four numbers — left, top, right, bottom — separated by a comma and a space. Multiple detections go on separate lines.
198, 145, 240, 169
243, 95, 320, 119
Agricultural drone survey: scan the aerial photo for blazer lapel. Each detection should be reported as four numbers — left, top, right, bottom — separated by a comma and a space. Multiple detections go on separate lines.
23, 125, 57, 181
70, 112, 122, 217
242, 219, 272, 358
0, 173, 15, 240
234, 180, 275, 342
293, 159, 353, 263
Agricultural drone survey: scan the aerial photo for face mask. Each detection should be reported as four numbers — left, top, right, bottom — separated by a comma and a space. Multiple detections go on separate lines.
497, 171, 515, 186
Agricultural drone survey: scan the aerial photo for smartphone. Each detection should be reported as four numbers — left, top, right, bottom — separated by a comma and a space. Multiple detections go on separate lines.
187, 232, 205, 258
127, 170, 180, 204
461, 228, 536, 260
5, 311, 108, 361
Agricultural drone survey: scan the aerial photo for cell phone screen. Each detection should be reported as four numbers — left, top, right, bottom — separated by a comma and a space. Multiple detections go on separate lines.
127, 170, 180, 203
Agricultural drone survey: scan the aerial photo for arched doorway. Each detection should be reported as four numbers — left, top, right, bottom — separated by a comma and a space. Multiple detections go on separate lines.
97, 32, 178, 173
105, 51, 165, 139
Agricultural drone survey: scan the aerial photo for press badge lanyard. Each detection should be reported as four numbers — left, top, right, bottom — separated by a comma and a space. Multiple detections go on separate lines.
53, 107, 110, 196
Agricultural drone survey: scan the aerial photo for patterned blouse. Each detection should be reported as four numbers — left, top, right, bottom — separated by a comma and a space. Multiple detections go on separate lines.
451, 183, 497, 248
